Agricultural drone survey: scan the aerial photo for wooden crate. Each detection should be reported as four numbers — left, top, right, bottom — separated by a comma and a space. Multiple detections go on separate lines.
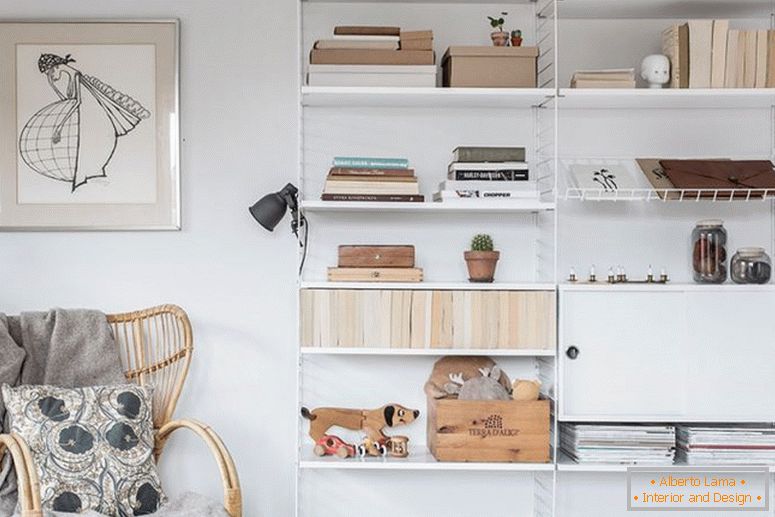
427, 398, 550, 462
338, 245, 415, 268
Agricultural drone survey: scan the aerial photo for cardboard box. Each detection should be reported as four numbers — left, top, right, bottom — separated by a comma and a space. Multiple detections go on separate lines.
442, 46, 538, 88
428, 398, 550, 462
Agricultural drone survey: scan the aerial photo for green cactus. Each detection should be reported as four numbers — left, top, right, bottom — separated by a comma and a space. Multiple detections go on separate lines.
471, 234, 494, 252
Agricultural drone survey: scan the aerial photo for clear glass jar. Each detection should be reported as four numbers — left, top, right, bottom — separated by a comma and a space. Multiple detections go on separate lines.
731, 247, 772, 284
692, 220, 727, 284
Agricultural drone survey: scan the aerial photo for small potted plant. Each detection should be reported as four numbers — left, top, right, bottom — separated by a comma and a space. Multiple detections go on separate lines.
488, 12, 509, 46
510, 29, 523, 47
464, 234, 500, 283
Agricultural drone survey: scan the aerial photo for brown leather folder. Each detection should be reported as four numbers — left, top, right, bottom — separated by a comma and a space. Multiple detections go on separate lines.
659, 160, 775, 199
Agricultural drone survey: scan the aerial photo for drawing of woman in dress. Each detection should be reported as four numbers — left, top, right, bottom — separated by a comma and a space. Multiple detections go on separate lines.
19, 53, 151, 192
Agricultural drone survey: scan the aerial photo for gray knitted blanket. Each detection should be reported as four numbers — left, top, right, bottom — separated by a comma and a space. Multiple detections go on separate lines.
0, 309, 125, 515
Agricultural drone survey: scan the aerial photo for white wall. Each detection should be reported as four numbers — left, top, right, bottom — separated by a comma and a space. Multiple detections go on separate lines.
0, 1, 298, 516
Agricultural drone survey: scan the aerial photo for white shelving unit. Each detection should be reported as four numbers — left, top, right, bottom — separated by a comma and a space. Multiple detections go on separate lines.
294, 0, 775, 516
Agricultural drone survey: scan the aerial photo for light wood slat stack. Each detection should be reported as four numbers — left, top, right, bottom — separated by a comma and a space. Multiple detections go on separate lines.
300, 289, 555, 349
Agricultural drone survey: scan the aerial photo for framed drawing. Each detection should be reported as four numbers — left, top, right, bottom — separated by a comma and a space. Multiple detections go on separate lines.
0, 20, 179, 230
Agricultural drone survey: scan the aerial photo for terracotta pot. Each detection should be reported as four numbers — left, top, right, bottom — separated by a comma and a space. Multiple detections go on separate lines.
511, 36, 523, 47
490, 31, 509, 47
464, 250, 500, 283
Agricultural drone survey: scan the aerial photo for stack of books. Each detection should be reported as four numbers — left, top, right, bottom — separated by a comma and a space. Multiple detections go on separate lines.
561, 423, 676, 465
433, 146, 537, 204
677, 425, 775, 464
321, 157, 424, 202
570, 69, 636, 89
663, 21, 775, 89
308, 26, 436, 87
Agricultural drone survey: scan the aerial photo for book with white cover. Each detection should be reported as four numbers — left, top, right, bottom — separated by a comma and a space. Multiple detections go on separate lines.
332, 35, 400, 42
448, 161, 529, 172
688, 20, 713, 88
439, 180, 537, 191
710, 20, 728, 88
315, 40, 399, 50
433, 190, 539, 201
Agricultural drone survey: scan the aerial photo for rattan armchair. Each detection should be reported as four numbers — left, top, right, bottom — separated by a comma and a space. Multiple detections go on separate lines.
1, 305, 242, 517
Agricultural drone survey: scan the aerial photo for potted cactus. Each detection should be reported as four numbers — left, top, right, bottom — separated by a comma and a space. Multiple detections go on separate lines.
464, 234, 500, 283
510, 29, 523, 47
488, 12, 509, 47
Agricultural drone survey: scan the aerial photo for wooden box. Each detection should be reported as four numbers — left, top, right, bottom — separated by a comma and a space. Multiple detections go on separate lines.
338, 245, 415, 268
442, 46, 538, 88
427, 398, 550, 462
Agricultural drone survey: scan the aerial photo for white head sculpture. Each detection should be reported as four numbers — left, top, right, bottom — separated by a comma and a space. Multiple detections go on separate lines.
641, 54, 670, 89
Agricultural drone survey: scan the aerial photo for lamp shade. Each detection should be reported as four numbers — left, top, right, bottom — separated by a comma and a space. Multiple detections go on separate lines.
249, 192, 287, 231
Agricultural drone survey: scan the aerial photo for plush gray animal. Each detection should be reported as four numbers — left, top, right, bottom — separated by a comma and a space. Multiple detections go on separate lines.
443, 366, 511, 401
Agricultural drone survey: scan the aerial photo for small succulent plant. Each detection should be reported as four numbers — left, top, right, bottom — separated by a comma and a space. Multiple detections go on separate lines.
511, 29, 522, 38
471, 234, 494, 252
488, 12, 507, 32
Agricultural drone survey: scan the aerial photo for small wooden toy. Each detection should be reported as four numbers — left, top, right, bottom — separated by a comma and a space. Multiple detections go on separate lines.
512, 379, 541, 401
301, 404, 419, 458
313, 435, 357, 458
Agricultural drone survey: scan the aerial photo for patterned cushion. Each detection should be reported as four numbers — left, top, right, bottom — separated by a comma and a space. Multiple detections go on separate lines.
1, 383, 166, 516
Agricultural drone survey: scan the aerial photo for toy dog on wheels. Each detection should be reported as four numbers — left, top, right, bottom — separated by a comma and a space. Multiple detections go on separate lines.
301, 403, 419, 459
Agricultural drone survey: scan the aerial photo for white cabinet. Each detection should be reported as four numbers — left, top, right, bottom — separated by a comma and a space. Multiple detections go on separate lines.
560, 287, 775, 422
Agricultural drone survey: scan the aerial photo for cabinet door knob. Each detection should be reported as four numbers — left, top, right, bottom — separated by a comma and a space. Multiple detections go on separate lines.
566, 346, 580, 360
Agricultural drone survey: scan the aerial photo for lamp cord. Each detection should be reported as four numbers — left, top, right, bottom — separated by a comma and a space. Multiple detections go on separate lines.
297, 213, 309, 277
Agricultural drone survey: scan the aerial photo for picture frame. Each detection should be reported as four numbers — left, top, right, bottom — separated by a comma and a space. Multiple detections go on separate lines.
0, 19, 180, 230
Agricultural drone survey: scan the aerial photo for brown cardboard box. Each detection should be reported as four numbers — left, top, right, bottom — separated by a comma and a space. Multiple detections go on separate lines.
400, 30, 433, 50
428, 398, 550, 462
442, 46, 538, 88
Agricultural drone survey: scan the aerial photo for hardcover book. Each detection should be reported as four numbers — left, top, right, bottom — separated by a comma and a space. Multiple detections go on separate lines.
333, 157, 409, 169
448, 170, 529, 181
329, 166, 415, 177
321, 193, 425, 202
453, 146, 526, 163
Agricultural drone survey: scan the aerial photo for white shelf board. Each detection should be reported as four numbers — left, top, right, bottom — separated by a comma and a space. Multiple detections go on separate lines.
301, 347, 556, 356
301, 200, 556, 214
302, 86, 554, 109
301, 281, 556, 291
560, 282, 775, 293
558, 0, 772, 19
558, 88, 775, 109
299, 448, 554, 471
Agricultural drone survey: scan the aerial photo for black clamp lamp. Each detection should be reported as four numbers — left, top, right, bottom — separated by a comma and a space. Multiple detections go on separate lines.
249, 183, 308, 273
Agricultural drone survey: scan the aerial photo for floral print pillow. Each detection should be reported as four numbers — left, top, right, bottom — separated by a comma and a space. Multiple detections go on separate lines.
1, 383, 166, 516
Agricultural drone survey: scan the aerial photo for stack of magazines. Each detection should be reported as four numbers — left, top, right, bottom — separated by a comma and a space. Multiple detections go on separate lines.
677, 425, 775, 465
561, 423, 676, 465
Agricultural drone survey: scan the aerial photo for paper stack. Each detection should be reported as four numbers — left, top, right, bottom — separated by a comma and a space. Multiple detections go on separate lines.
570, 69, 636, 88
677, 425, 775, 464
433, 146, 537, 204
561, 423, 676, 465
308, 26, 436, 86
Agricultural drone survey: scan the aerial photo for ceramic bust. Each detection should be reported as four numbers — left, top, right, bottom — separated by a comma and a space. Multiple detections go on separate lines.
641, 54, 670, 89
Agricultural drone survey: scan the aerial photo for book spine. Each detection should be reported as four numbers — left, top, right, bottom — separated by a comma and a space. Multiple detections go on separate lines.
330, 167, 415, 177
333, 157, 409, 169
448, 170, 530, 181
321, 194, 425, 202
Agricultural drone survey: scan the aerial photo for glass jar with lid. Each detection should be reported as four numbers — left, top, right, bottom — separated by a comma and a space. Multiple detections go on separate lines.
692, 220, 727, 284
731, 247, 772, 284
